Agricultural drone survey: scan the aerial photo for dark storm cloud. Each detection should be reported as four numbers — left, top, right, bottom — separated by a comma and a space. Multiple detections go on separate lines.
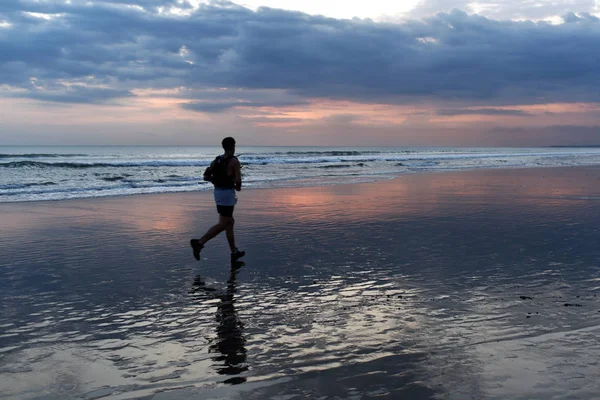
1, 1, 600, 106
436, 108, 533, 116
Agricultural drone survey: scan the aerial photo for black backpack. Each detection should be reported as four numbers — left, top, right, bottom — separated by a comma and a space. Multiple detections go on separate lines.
204, 155, 235, 188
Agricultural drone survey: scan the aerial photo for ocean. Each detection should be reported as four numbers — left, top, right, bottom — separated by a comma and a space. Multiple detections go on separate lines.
2, 145, 600, 202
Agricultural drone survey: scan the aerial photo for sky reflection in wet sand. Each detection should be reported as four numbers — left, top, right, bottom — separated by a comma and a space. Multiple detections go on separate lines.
1, 167, 600, 399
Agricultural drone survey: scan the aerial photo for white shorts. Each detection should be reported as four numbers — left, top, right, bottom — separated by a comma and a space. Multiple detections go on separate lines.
214, 188, 237, 206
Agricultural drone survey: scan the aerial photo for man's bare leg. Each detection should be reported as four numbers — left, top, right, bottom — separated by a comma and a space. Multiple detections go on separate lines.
191, 215, 244, 262
191, 216, 228, 260
199, 216, 230, 245
225, 217, 236, 253
225, 216, 245, 262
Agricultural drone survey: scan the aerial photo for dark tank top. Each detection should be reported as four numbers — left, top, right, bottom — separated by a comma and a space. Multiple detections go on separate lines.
211, 155, 236, 189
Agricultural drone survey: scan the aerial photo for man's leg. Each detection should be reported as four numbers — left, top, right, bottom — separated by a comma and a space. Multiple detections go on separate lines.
199, 215, 229, 245
221, 208, 244, 261
225, 216, 236, 253
191, 206, 244, 261
191, 209, 228, 260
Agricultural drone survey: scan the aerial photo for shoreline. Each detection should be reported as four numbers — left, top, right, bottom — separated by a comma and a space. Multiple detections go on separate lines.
2, 163, 599, 206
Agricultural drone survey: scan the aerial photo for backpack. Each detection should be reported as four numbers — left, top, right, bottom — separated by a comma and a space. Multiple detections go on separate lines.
204, 155, 235, 188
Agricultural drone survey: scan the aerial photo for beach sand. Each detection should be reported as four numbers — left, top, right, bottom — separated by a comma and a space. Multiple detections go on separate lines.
1, 166, 600, 399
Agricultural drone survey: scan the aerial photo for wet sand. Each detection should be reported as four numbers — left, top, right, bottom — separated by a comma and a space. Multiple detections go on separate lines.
1, 166, 600, 399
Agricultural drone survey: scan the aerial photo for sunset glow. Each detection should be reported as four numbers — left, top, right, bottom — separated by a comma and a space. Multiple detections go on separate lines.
1, 1, 599, 146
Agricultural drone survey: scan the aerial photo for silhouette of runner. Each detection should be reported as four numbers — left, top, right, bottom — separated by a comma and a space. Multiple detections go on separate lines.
191, 137, 245, 262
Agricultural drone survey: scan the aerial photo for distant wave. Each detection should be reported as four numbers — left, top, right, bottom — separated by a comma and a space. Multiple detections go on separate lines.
0, 182, 57, 190
0, 153, 87, 159
1, 161, 116, 168
0, 158, 386, 168
282, 150, 380, 156
242, 150, 387, 156
0, 160, 212, 169
4, 149, 600, 171
0, 151, 588, 169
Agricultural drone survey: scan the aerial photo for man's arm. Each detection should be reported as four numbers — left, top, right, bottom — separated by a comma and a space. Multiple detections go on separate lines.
203, 161, 215, 182
232, 158, 242, 191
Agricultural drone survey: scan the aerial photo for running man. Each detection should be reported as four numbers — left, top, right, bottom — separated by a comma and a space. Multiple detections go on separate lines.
190, 137, 245, 262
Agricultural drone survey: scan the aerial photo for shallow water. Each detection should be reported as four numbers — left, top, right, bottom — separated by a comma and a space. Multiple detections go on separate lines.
1, 167, 600, 399
4, 145, 600, 202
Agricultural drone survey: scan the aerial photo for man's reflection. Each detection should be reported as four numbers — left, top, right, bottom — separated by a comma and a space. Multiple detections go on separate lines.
191, 262, 248, 384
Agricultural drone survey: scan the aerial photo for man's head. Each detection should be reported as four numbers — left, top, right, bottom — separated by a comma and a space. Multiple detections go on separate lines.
222, 137, 236, 153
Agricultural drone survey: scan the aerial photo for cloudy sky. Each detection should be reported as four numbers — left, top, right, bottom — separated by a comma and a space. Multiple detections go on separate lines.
1, 0, 599, 146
